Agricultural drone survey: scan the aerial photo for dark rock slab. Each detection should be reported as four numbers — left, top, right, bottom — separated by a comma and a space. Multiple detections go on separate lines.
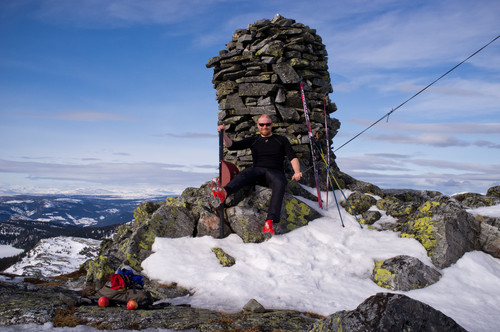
311, 293, 466, 332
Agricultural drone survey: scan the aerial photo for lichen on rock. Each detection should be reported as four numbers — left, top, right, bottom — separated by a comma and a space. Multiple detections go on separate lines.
372, 255, 441, 291
211, 247, 236, 267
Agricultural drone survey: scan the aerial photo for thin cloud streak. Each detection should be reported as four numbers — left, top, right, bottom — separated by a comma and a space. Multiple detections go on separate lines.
0, 158, 216, 188
25, 110, 135, 122
366, 121, 500, 135
337, 153, 500, 194
339, 153, 500, 174
343, 120, 500, 148
327, 1, 500, 72
375, 133, 469, 148
27, 0, 229, 27
156, 132, 217, 139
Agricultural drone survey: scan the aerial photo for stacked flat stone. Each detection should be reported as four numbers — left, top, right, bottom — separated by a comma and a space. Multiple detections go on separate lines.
206, 14, 340, 187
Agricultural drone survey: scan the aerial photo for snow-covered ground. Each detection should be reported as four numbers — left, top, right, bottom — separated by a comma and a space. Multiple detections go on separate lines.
3, 236, 101, 277
142, 192, 500, 332
0, 244, 24, 258
2, 191, 499, 331
467, 204, 500, 218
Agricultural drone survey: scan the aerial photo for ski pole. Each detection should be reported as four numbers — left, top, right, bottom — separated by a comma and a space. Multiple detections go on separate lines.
218, 129, 225, 238
313, 142, 363, 228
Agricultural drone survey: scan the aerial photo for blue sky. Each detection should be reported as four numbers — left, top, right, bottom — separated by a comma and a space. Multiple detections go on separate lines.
0, 0, 499, 196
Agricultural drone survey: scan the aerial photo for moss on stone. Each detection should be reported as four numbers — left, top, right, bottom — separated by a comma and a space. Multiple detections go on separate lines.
402, 217, 437, 253
138, 240, 150, 251
285, 197, 311, 224
400, 201, 441, 255
126, 253, 141, 271
373, 260, 394, 289
139, 227, 158, 251
288, 136, 300, 145
86, 256, 115, 282
290, 58, 310, 67
341, 192, 376, 215
119, 238, 131, 255
133, 201, 162, 224
211, 248, 236, 267
376, 196, 416, 218
235, 216, 263, 243
419, 201, 441, 213
165, 196, 187, 208
115, 224, 131, 237
256, 43, 283, 57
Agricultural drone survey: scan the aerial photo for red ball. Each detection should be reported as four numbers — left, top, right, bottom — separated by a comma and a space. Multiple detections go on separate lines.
98, 296, 110, 307
126, 300, 138, 310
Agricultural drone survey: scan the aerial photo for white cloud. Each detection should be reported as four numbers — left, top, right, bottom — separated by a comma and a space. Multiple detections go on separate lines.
409, 159, 500, 173
394, 78, 500, 117
0, 158, 217, 192
384, 121, 500, 135
338, 167, 499, 195
336, 153, 500, 194
27, 0, 229, 27
326, 1, 500, 71
374, 133, 469, 148
156, 132, 217, 139
25, 110, 135, 122
344, 120, 500, 148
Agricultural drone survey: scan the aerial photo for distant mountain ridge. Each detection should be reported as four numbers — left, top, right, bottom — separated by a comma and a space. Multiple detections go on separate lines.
0, 194, 165, 227
0, 218, 120, 250
0, 194, 166, 257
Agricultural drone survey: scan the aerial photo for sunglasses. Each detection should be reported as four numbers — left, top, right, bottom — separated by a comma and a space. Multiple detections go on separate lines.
258, 122, 272, 127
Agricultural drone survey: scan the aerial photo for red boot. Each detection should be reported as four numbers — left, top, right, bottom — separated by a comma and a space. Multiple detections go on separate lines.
262, 219, 275, 235
210, 177, 227, 204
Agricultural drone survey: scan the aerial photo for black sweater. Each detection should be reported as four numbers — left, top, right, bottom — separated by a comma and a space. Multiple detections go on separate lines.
228, 134, 297, 172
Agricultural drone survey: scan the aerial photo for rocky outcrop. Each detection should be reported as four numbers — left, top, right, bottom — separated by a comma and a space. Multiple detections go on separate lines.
84, 178, 498, 292
486, 185, 500, 198
207, 13, 339, 188
85, 180, 321, 287
451, 186, 500, 259
0, 277, 74, 326
376, 191, 482, 268
480, 225, 500, 257
0, 276, 318, 331
340, 191, 378, 219
73, 305, 319, 331
372, 255, 441, 291
1, 277, 467, 331
311, 293, 466, 332
453, 191, 500, 208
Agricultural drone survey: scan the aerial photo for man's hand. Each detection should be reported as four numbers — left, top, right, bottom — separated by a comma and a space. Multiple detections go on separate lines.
217, 124, 233, 147
292, 171, 303, 181
290, 158, 302, 181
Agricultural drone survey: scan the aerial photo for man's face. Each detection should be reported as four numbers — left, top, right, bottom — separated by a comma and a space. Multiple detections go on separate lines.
257, 117, 273, 136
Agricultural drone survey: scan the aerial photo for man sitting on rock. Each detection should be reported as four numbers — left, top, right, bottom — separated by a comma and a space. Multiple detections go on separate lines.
212, 114, 303, 235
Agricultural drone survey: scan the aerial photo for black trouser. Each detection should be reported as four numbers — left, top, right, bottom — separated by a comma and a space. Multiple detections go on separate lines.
224, 166, 287, 222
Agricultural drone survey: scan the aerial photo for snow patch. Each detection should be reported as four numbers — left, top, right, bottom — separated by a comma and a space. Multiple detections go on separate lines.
142, 203, 500, 332
5, 236, 101, 277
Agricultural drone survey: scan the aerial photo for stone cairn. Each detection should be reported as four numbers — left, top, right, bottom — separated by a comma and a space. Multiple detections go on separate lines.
206, 14, 340, 188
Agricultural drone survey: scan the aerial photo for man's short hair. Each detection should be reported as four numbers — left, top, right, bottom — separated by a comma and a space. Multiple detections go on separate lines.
258, 114, 272, 122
